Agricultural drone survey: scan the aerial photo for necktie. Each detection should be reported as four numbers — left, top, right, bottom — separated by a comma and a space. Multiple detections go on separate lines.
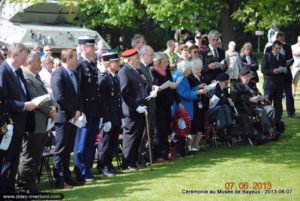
69, 72, 78, 94
213, 48, 219, 59
15, 69, 27, 95
35, 74, 47, 91
146, 66, 154, 82
276, 54, 279, 61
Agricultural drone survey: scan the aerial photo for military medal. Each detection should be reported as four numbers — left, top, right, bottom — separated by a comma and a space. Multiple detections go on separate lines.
111, 92, 114, 96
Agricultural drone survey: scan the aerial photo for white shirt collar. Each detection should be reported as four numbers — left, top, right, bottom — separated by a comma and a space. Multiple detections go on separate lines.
6, 60, 18, 73
209, 44, 216, 51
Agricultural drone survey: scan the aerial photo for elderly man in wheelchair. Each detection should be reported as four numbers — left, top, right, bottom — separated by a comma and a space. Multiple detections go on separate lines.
207, 73, 235, 145
230, 66, 281, 144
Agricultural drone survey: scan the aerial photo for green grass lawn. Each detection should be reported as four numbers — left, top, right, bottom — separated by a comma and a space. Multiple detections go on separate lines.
40, 75, 300, 201
45, 112, 300, 201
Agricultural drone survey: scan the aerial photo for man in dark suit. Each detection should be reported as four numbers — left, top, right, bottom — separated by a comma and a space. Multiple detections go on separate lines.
51, 48, 83, 189
97, 52, 124, 177
118, 49, 148, 171
131, 34, 146, 52
262, 40, 285, 131
137, 45, 156, 167
17, 50, 57, 193
0, 87, 13, 143
0, 43, 37, 194
265, 32, 296, 118
200, 30, 227, 83
74, 36, 101, 182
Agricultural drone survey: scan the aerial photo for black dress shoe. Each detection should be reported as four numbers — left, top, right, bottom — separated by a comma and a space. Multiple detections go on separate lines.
65, 177, 84, 186
108, 164, 120, 174
74, 166, 85, 182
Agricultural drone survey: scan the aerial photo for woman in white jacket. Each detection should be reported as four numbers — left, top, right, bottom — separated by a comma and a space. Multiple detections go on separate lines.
225, 41, 241, 81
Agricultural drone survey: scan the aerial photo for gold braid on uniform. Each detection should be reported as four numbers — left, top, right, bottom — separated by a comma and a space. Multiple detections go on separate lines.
0, 114, 13, 135
0, 123, 7, 136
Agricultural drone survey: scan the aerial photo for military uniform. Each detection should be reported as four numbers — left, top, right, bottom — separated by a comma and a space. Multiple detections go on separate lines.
98, 69, 124, 175
118, 49, 148, 170
74, 37, 101, 181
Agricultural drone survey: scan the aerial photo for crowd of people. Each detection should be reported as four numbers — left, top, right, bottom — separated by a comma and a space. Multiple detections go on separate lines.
0, 29, 299, 196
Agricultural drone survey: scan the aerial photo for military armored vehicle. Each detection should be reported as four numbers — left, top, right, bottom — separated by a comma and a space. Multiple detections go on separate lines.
0, 1, 110, 53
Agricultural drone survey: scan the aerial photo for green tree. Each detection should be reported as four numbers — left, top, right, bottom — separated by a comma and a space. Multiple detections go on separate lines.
8, 0, 300, 47
232, 0, 300, 31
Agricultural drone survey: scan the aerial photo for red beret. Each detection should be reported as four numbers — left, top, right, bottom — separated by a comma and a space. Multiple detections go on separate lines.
121, 48, 138, 58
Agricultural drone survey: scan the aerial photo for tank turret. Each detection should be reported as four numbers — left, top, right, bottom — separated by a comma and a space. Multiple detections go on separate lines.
0, 1, 110, 53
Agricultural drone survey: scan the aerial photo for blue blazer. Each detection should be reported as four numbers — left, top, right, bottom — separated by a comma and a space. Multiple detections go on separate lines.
172, 70, 199, 120
0, 61, 34, 133
0, 61, 28, 113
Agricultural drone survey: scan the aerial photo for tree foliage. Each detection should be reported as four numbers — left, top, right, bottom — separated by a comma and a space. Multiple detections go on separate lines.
7, 0, 300, 33
232, 0, 300, 31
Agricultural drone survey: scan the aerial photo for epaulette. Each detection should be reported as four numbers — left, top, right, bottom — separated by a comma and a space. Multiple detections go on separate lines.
6, 117, 13, 125
0, 123, 7, 136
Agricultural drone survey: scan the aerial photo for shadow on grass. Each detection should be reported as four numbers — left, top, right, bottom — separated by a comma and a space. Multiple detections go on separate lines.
37, 113, 300, 200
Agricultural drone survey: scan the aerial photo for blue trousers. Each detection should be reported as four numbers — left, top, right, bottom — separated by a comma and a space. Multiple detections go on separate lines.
74, 116, 100, 178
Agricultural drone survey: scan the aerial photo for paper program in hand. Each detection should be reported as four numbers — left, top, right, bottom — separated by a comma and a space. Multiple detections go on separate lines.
209, 95, 220, 109
31, 94, 51, 106
204, 82, 218, 91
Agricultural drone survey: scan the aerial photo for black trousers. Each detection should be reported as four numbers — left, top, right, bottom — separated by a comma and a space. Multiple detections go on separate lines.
283, 80, 295, 116
137, 101, 156, 165
0, 115, 27, 194
153, 105, 171, 160
264, 87, 283, 124
99, 126, 120, 167
53, 123, 77, 181
18, 132, 47, 189
122, 115, 145, 167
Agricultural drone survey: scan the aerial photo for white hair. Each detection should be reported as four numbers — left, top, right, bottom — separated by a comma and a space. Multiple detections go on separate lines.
153, 52, 168, 66
228, 41, 236, 49
177, 60, 192, 74
190, 58, 203, 70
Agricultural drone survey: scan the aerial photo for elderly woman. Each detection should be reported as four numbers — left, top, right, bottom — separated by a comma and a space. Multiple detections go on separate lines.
152, 52, 182, 161
225, 41, 241, 81
172, 60, 202, 155
188, 59, 209, 151
240, 42, 259, 84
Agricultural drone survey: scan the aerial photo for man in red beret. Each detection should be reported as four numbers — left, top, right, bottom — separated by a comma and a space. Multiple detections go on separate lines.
118, 49, 148, 171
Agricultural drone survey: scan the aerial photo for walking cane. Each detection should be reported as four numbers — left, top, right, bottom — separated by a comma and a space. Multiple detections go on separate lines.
145, 112, 153, 170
